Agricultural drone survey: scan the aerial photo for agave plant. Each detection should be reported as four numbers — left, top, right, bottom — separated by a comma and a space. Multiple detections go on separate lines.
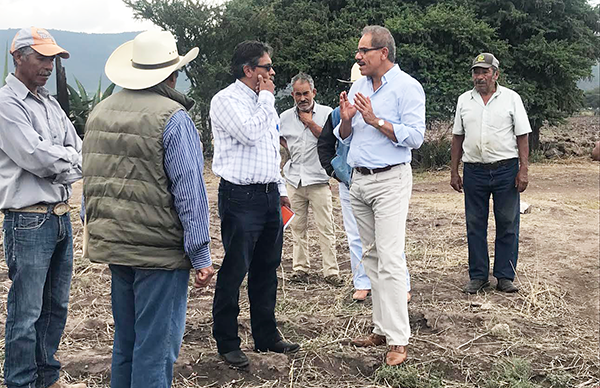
67, 77, 115, 138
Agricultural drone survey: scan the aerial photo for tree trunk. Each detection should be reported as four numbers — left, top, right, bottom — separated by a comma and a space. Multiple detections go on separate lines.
55, 57, 70, 121
528, 118, 541, 151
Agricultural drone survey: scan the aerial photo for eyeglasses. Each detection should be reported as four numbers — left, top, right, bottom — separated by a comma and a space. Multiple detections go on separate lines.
355, 46, 384, 55
255, 63, 274, 72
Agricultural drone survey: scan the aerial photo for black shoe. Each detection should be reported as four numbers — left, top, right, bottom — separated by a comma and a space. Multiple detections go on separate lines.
290, 271, 309, 283
220, 349, 249, 368
255, 340, 300, 354
324, 274, 344, 287
464, 279, 490, 294
497, 278, 519, 293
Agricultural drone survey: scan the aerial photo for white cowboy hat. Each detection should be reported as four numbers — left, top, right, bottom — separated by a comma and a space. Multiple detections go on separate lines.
337, 63, 364, 84
105, 30, 199, 90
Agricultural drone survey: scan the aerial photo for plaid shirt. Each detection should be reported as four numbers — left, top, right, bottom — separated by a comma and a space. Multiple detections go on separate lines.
210, 80, 286, 196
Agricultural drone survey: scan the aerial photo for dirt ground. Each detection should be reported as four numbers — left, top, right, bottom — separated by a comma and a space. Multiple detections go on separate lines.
0, 118, 598, 387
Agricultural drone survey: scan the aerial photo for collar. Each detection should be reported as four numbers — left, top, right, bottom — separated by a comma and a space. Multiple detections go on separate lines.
145, 81, 195, 111
367, 64, 401, 90
235, 79, 258, 100
5, 73, 50, 101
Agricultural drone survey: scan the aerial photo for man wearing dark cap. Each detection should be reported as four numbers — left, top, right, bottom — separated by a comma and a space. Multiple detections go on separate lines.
0, 27, 86, 388
450, 53, 531, 294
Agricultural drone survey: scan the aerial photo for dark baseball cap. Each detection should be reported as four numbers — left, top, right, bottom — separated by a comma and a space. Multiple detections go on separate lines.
471, 53, 499, 70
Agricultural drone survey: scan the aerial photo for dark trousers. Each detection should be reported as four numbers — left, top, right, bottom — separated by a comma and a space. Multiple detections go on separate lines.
463, 159, 520, 281
212, 179, 283, 354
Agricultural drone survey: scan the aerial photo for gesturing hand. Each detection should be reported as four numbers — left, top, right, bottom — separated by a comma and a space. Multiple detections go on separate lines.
339, 91, 357, 122
257, 74, 275, 94
353, 93, 377, 127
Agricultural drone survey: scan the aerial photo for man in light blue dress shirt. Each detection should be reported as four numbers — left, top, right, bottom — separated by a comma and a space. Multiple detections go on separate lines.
334, 25, 426, 366
0, 27, 86, 388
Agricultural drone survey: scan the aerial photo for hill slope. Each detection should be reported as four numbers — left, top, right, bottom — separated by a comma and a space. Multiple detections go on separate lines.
0, 29, 191, 93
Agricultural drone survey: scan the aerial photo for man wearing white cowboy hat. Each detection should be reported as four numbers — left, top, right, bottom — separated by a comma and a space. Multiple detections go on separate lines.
0, 27, 85, 388
82, 30, 214, 387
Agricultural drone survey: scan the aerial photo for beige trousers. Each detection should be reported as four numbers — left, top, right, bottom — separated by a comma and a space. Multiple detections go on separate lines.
287, 183, 338, 276
350, 164, 412, 346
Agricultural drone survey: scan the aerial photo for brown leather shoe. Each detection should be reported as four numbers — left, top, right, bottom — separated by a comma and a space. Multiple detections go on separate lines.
407, 291, 412, 303
352, 289, 370, 301
385, 345, 407, 366
350, 333, 386, 347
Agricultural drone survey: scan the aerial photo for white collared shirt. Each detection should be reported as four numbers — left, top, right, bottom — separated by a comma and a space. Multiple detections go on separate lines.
452, 84, 532, 163
280, 102, 332, 188
210, 80, 287, 196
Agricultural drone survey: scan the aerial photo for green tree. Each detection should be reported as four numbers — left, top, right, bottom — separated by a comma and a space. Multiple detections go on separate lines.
125, 0, 600, 153
584, 87, 600, 110
471, 0, 600, 149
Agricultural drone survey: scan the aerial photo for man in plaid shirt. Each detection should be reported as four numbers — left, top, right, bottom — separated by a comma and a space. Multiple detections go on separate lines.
210, 40, 299, 368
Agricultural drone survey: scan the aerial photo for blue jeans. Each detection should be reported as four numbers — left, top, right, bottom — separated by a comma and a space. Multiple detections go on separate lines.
212, 180, 283, 354
2, 211, 73, 388
463, 159, 520, 281
109, 265, 189, 388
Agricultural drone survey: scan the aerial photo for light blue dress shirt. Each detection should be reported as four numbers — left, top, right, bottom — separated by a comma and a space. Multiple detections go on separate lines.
334, 64, 426, 168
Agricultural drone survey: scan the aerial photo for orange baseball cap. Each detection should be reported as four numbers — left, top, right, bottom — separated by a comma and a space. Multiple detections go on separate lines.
10, 27, 70, 59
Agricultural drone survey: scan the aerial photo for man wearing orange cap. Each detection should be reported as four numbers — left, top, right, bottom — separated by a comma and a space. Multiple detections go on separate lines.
0, 27, 86, 388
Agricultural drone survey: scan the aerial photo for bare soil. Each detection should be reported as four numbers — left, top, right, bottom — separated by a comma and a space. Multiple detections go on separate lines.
0, 117, 598, 387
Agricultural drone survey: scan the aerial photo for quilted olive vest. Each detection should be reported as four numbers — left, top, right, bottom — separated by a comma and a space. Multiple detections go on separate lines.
82, 85, 194, 269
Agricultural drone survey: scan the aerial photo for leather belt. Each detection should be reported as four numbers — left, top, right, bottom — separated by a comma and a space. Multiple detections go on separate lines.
354, 163, 403, 175
7, 202, 71, 216
221, 179, 278, 193
464, 158, 516, 170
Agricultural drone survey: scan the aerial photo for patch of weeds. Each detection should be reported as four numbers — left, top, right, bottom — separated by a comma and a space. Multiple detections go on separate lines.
374, 363, 444, 388
543, 371, 575, 388
529, 149, 547, 163
412, 137, 452, 171
485, 357, 538, 388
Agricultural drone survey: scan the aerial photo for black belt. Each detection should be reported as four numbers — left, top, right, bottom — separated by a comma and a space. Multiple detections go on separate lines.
354, 163, 403, 175
220, 179, 278, 193
464, 158, 517, 170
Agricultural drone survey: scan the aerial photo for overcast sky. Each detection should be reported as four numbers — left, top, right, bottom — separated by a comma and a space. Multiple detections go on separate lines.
0, 0, 599, 34
0, 0, 157, 33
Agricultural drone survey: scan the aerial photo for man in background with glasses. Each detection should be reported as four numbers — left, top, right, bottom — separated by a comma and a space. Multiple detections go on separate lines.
334, 25, 426, 366
210, 40, 299, 369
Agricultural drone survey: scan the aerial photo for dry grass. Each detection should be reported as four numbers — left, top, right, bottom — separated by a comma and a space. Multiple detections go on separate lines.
0, 158, 598, 387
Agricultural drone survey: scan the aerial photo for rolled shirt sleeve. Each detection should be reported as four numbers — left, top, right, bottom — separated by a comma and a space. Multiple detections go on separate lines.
391, 81, 426, 149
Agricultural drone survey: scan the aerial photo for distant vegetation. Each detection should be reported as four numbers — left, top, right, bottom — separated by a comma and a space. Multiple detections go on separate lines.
125, 0, 600, 153
0, 29, 191, 93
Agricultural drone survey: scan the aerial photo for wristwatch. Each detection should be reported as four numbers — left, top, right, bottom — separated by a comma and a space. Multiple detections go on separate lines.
377, 119, 385, 129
